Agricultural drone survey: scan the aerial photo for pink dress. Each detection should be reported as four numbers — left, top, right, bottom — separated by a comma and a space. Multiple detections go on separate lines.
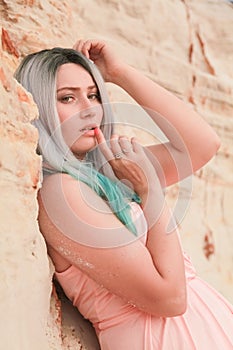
55, 203, 233, 350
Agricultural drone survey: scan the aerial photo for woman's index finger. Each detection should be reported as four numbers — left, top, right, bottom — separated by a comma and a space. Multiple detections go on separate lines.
94, 127, 113, 161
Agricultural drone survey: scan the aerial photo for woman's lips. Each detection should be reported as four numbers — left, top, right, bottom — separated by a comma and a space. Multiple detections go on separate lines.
81, 129, 95, 136
80, 125, 98, 136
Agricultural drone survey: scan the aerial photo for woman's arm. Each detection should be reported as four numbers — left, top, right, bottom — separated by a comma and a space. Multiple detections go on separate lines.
74, 39, 220, 186
39, 137, 186, 317
111, 64, 220, 185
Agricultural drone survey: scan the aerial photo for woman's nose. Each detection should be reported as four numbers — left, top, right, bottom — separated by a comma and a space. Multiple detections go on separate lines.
79, 108, 96, 119
79, 98, 95, 119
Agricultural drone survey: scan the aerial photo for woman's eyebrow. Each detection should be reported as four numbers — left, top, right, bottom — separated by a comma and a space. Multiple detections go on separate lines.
57, 85, 97, 92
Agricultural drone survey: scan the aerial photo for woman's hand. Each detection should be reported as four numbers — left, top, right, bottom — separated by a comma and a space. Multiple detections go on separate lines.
73, 39, 126, 83
94, 127, 163, 201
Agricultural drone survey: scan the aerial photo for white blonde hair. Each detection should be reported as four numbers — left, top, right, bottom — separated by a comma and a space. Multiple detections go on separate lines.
15, 48, 140, 235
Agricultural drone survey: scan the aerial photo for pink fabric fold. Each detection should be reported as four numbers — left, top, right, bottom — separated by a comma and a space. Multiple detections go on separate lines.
55, 204, 233, 349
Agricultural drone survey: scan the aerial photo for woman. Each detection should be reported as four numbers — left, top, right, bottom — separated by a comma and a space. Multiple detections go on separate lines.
15, 39, 233, 349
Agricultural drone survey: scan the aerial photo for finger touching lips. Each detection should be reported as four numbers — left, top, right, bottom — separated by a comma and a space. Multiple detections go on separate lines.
94, 127, 113, 161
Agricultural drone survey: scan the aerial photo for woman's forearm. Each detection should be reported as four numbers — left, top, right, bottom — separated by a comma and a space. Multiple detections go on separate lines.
111, 64, 220, 169
141, 189, 186, 307
140, 186, 185, 279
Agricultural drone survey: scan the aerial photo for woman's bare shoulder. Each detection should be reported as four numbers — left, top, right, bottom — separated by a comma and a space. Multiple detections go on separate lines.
39, 172, 119, 227
38, 171, 136, 251
41, 172, 111, 208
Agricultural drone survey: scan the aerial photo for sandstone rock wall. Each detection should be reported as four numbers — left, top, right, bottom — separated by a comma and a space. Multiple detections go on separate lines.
0, 36, 52, 349
1, 0, 232, 349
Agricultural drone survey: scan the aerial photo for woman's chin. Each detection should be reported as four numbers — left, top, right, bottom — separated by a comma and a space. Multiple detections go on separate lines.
71, 142, 97, 160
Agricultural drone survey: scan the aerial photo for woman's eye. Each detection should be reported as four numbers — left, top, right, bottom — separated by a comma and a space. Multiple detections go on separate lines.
59, 96, 74, 103
88, 93, 100, 101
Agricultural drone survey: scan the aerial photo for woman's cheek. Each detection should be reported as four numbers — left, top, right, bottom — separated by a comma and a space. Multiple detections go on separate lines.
96, 104, 104, 124
60, 114, 82, 147
57, 104, 71, 124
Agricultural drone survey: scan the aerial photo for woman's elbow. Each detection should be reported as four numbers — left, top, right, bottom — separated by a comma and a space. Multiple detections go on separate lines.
149, 287, 187, 317
203, 132, 221, 164
193, 133, 221, 173
163, 291, 187, 317
168, 294, 187, 317
210, 132, 221, 155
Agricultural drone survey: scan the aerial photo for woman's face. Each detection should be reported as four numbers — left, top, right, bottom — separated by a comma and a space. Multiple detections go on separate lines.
56, 63, 103, 159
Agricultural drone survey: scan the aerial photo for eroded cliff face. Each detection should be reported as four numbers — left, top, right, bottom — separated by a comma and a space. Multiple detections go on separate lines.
0, 1, 232, 349
0, 42, 52, 349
